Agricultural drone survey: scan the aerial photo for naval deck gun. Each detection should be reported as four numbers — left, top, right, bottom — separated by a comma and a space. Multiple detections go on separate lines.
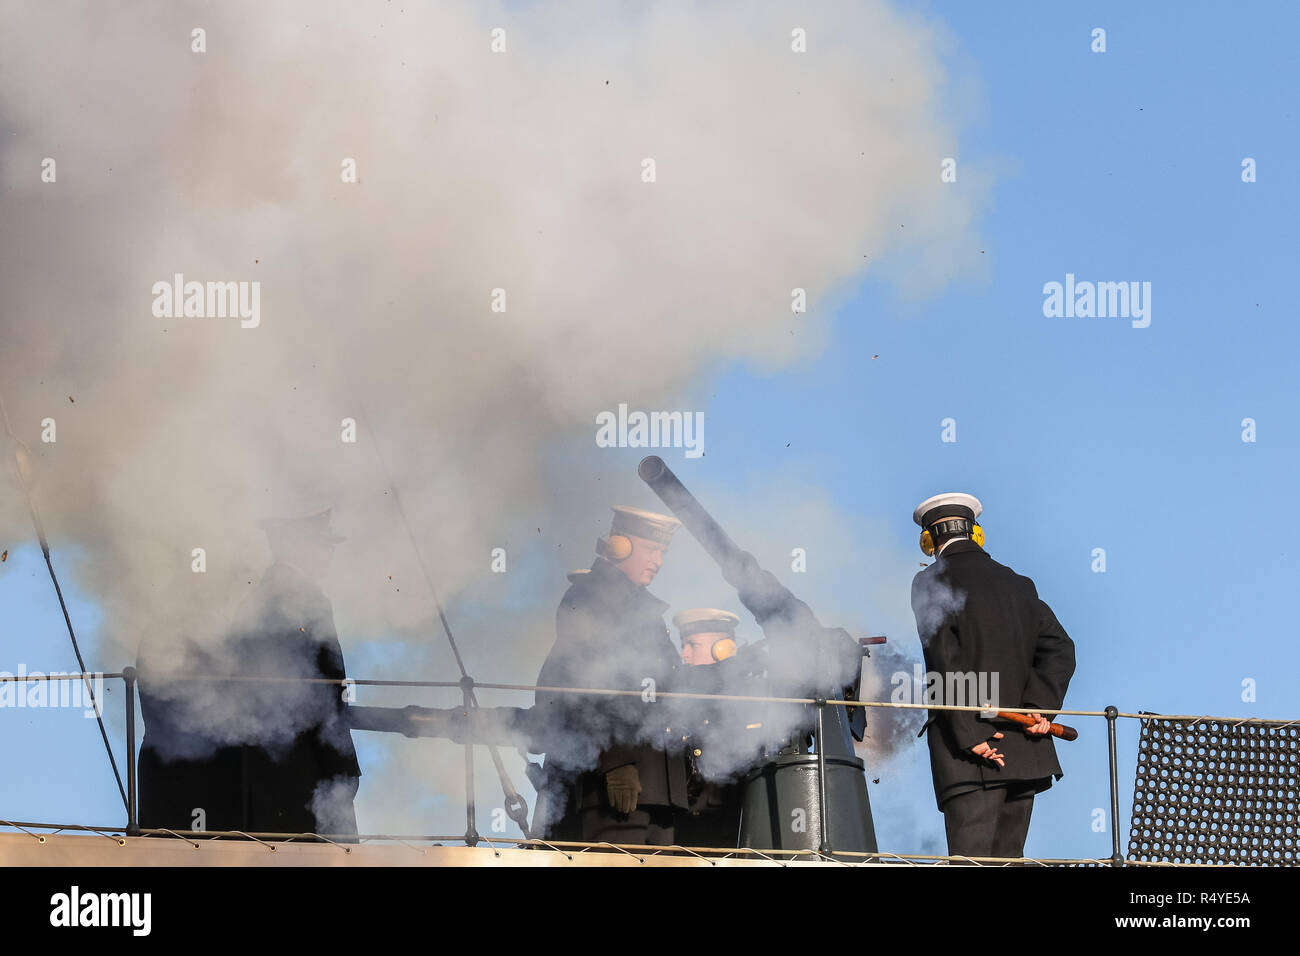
637, 455, 878, 854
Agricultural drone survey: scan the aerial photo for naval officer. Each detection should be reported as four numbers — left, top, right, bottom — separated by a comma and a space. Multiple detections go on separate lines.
910, 493, 1076, 860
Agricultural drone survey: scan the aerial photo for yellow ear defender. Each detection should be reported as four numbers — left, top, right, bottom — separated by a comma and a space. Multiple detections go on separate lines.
919, 521, 984, 556
597, 534, 633, 561
919, 530, 936, 556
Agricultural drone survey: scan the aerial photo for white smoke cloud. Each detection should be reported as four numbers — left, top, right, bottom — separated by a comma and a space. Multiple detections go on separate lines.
0, 0, 988, 836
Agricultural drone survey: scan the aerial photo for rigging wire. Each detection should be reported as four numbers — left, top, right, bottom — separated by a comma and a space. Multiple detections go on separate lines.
354, 398, 531, 838
0, 393, 128, 812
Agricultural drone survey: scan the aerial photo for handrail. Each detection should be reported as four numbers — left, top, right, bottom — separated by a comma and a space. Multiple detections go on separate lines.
3, 668, 1296, 725
3, 666, 1295, 865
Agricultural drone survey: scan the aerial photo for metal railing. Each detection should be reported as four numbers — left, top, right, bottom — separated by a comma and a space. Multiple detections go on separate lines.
3, 668, 1296, 864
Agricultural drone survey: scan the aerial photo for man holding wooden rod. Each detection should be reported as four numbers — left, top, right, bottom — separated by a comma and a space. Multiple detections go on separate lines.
910, 493, 1077, 862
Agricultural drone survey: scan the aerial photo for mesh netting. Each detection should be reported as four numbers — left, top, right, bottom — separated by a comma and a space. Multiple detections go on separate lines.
1128, 716, 1299, 865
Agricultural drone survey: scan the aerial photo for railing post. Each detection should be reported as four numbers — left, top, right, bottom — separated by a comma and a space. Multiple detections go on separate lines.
1106, 704, 1122, 866
814, 698, 832, 857
123, 666, 139, 837
460, 675, 479, 847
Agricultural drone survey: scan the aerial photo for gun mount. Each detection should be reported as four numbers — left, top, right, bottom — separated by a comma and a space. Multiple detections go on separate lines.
638, 455, 878, 854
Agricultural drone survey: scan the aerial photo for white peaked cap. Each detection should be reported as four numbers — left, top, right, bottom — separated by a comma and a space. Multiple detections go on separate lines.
912, 493, 983, 527
610, 505, 681, 544
672, 608, 741, 633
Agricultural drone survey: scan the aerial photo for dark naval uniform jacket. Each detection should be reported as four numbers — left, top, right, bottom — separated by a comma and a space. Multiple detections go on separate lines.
910, 539, 1076, 810
534, 557, 689, 819
225, 562, 361, 834
138, 562, 360, 836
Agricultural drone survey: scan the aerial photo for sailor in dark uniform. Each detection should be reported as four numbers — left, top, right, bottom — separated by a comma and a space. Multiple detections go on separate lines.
533, 506, 690, 846
138, 508, 361, 838
672, 608, 744, 849
137, 630, 241, 835
909, 493, 1076, 861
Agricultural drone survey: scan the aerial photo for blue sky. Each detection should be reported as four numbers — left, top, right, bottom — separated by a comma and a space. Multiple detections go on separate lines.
693, 1, 1300, 857
3, 2, 1297, 860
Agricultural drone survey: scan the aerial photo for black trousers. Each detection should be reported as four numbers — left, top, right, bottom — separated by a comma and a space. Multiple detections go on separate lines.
578, 806, 675, 846
941, 782, 1039, 861
675, 805, 741, 850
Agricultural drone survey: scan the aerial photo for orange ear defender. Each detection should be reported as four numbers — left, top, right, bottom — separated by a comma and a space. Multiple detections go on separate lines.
596, 534, 633, 561
711, 638, 738, 662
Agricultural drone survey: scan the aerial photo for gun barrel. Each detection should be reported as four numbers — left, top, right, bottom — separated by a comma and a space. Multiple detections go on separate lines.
349, 704, 539, 748
348, 704, 459, 738
638, 455, 747, 583
639, 453, 823, 628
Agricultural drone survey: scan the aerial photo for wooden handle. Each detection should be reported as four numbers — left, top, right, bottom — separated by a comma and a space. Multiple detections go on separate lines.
996, 710, 1078, 741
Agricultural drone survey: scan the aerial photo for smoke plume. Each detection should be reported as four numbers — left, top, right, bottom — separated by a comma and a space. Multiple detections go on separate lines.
0, 0, 986, 836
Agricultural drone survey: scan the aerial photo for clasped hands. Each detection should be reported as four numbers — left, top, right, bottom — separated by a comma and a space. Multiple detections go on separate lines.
970, 713, 1052, 768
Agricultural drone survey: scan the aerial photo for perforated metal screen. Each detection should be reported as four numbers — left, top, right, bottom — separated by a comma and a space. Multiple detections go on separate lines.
1128, 716, 1298, 865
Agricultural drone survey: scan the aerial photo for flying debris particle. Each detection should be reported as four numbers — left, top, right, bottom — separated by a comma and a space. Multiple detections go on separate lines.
919, 562, 927, 568
872, 778, 880, 784
1, 550, 7, 562
872, 354, 878, 360
68, 396, 74, 403
786, 443, 790, 447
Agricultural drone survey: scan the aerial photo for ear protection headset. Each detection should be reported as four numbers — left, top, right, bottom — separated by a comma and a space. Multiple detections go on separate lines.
710, 637, 738, 662
596, 534, 633, 561
919, 517, 985, 556
681, 634, 738, 663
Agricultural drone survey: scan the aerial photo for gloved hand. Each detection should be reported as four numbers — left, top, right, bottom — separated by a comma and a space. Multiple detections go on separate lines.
605, 764, 641, 814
